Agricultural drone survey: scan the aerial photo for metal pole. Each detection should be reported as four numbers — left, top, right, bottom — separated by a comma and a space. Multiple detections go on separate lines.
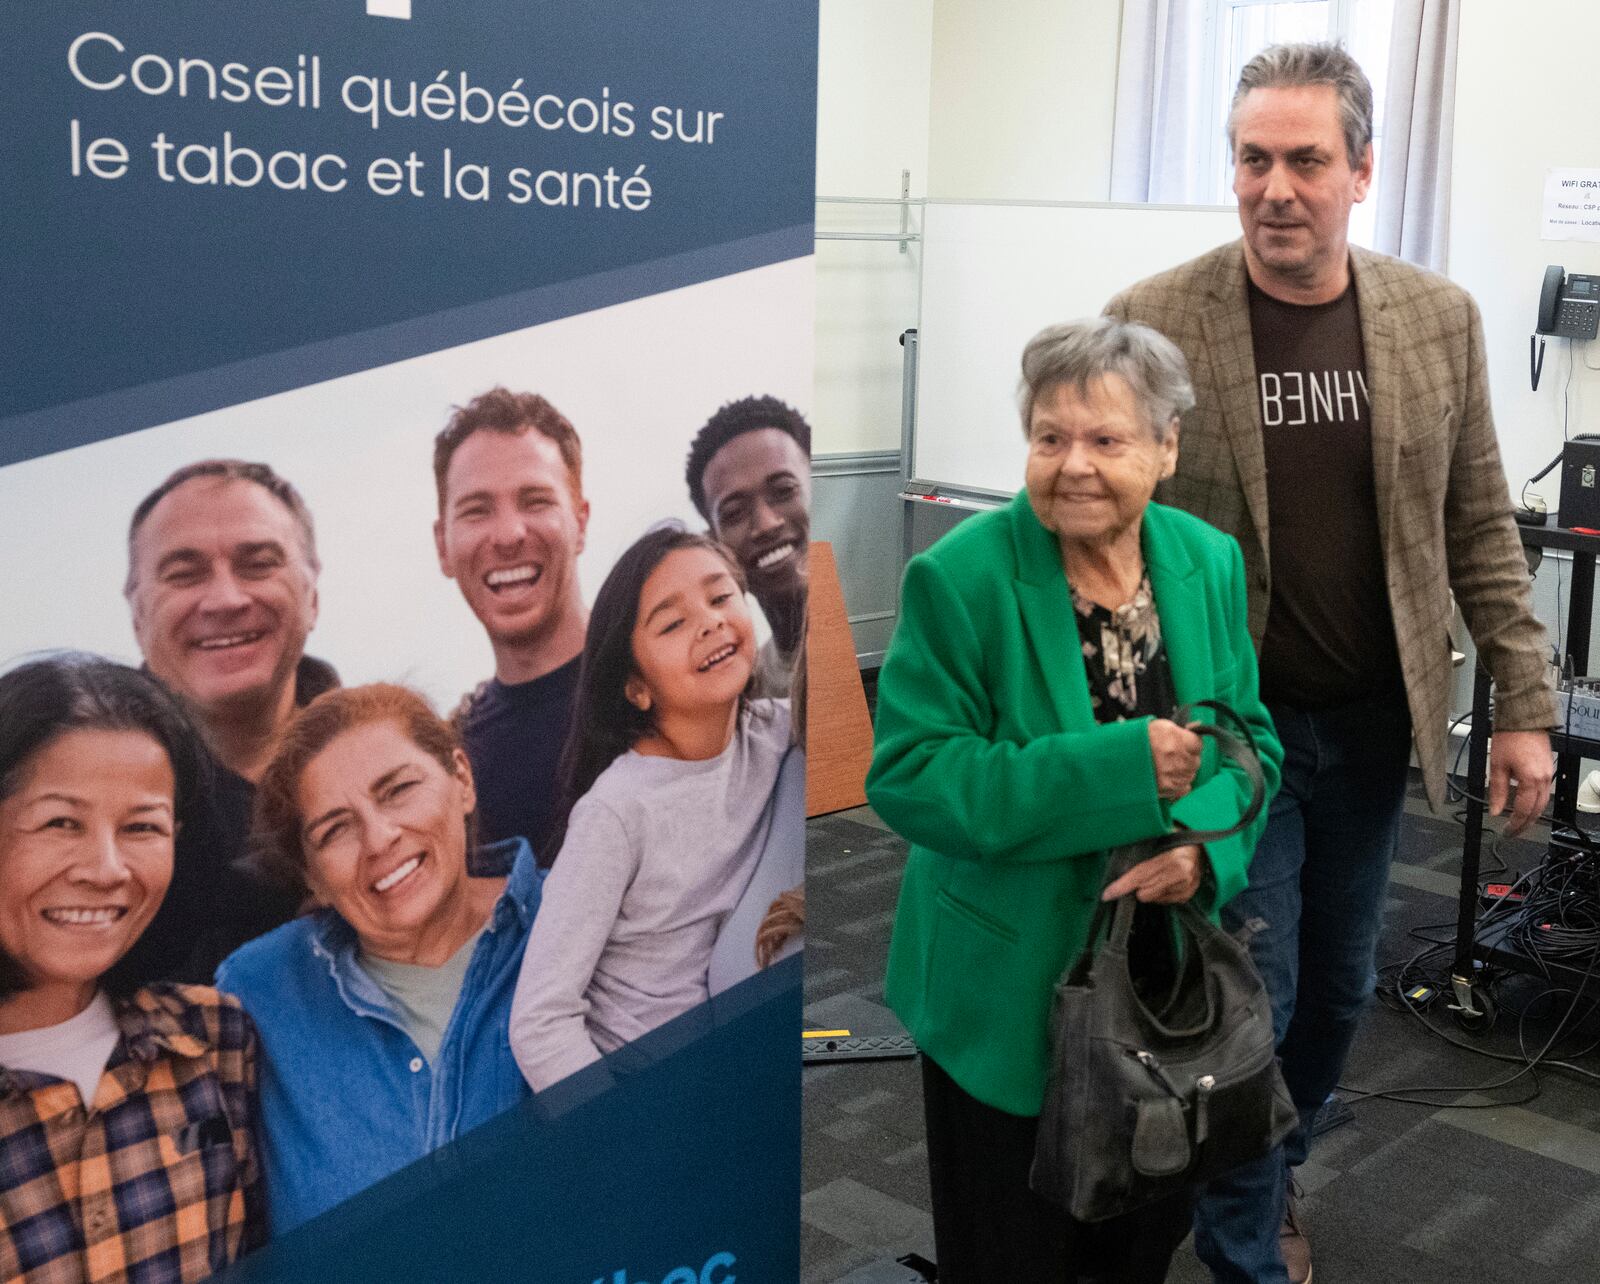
898, 327, 919, 592
899, 168, 911, 253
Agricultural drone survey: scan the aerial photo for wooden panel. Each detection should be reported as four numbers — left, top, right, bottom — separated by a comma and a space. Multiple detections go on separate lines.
805, 541, 874, 816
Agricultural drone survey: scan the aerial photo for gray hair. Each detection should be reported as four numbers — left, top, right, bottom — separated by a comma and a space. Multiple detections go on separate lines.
1018, 318, 1195, 442
125, 458, 320, 594
1228, 42, 1373, 170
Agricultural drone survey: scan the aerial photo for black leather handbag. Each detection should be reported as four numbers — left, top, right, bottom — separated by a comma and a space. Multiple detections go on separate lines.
1029, 700, 1297, 1223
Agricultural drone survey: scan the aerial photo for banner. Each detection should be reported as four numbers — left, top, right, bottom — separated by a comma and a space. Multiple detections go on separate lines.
1, 2, 813, 1279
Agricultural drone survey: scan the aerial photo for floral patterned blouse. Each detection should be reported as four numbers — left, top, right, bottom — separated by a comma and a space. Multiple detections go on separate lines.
1071, 570, 1175, 725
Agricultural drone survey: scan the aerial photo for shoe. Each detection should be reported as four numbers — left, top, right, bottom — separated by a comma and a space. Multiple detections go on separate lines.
1280, 1181, 1312, 1284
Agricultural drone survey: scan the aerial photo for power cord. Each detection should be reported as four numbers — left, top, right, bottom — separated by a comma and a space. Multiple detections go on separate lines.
1349, 832, 1600, 1106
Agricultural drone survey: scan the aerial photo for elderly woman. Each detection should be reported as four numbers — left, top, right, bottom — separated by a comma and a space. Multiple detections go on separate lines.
0, 655, 262, 1281
215, 684, 538, 1235
868, 318, 1282, 1283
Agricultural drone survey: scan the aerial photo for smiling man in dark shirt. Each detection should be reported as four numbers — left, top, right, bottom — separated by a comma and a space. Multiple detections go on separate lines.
686, 395, 811, 696
434, 388, 589, 860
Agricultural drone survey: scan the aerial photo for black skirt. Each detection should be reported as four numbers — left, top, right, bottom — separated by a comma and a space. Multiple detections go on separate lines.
921, 1055, 1193, 1283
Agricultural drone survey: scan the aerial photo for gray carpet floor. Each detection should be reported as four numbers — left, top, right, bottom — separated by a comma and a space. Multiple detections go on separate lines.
801, 788, 1600, 1284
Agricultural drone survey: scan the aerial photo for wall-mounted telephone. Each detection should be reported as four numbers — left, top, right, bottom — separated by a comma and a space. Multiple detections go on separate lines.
1532, 265, 1600, 389
1539, 266, 1600, 338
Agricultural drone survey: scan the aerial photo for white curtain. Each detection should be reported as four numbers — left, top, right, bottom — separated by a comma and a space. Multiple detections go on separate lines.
1109, 0, 1211, 204
1374, 0, 1460, 271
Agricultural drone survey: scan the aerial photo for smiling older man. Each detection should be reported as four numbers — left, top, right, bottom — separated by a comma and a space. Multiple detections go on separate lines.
112, 458, 330, 988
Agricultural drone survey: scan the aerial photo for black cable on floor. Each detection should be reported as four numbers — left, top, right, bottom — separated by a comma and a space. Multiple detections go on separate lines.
1352, 841, 1600, 1105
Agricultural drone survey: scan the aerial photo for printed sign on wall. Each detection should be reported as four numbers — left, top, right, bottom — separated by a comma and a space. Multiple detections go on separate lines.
1543, 166, 1600, 242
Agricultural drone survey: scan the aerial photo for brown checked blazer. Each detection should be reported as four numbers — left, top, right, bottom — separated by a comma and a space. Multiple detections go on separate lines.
1107, 240, 1555, 808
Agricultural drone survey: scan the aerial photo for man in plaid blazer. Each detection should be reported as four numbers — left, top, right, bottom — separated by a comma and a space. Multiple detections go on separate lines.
1107, 42, 1555, 1284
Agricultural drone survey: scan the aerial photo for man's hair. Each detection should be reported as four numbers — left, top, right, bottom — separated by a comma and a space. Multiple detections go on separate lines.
253, 683, 471, 900
126, 459, 318, 593
433, 388, 584, 512
1017, 317, 1195, 442
1228, 42, 1374, 169
685, 395, 812, 522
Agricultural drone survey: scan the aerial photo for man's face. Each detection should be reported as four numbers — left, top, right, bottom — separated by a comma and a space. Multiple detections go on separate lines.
128, 477, 319, 723
1232, 83, 1372, 297
701, 428, 810, 603
434, 429, 589, 651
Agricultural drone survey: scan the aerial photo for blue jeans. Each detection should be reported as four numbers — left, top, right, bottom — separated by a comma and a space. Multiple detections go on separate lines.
1192, 691, 1412, 1284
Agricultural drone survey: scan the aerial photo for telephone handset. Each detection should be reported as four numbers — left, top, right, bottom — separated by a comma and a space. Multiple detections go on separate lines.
1533, 265, 1600, 389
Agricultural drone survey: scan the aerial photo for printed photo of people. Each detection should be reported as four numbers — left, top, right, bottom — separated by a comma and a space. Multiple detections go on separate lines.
0, 262, 811, 1271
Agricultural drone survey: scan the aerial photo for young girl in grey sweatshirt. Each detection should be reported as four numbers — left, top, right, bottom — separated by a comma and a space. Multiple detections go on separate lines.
509, 526, 791, 1093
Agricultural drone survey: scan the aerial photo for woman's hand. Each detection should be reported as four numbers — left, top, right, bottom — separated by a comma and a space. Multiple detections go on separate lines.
1148, 718, 1202, 800
1101, 844, 1206, 904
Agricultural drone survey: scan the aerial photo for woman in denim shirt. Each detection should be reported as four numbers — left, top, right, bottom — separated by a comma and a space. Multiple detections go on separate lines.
216, 683, 541, 1236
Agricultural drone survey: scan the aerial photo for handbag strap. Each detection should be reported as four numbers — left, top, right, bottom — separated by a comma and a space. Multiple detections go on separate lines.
1136, 699, 1266, 856
1066, 700, 1266, 983
1130, 896, 1216, 1038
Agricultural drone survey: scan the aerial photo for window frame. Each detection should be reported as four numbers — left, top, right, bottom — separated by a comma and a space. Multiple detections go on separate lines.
1199, 0, 1386, 229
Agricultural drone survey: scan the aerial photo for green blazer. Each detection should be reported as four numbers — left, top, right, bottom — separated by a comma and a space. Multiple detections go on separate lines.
868, 494, 1283, 1116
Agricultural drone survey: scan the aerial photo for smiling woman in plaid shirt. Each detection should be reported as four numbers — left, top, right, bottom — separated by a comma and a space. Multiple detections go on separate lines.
0, 656, 263, 1283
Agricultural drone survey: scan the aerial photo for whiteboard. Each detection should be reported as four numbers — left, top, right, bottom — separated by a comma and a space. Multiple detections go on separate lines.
912, 201, 1241, 497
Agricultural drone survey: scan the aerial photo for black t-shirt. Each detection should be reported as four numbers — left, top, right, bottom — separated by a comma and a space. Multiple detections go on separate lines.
1250, 279, 1401, 708
458, 656, 582, 860
106, 656, 335, 989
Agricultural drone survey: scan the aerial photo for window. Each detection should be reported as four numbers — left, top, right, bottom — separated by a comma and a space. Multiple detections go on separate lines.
1198, 0, 1395, 247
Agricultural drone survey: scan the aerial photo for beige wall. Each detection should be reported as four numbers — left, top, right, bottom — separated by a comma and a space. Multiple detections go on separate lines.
814, 0, 933, 455
814, 0, 1125, 454
1450, 2, 1600, 493
927, 0, 1120, 201
817, 0, 934, 201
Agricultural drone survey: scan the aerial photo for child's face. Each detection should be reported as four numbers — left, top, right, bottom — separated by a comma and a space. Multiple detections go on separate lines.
627, 546, 755, 721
